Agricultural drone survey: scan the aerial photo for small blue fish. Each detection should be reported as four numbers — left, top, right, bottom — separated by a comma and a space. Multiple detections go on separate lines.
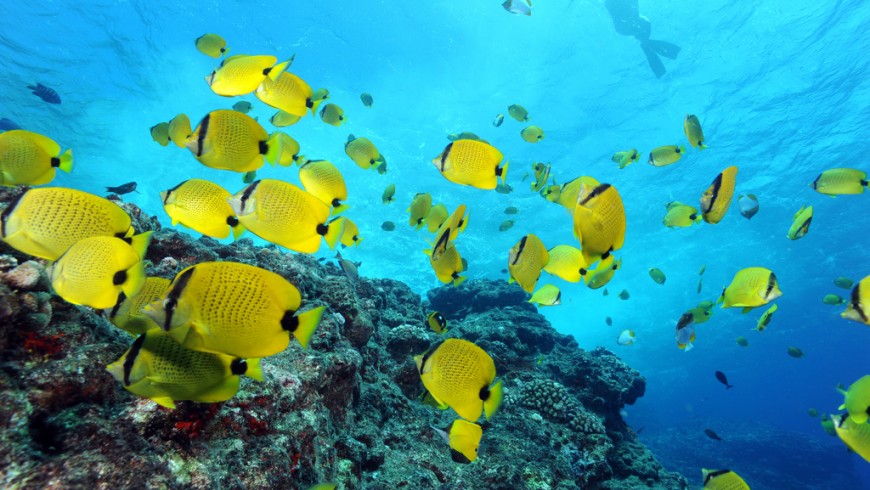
0, 118, 21, 132
28, 83, 61, 104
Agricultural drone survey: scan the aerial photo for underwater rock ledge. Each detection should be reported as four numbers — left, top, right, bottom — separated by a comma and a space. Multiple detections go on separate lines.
0, 191, 686, 489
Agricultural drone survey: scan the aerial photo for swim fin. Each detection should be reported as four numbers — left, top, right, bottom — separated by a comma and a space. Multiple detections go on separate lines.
645, 39, 681, 59
640, 42, 666, 78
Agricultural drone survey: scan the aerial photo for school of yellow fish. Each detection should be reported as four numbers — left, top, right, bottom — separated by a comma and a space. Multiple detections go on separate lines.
2, 31, 870, 479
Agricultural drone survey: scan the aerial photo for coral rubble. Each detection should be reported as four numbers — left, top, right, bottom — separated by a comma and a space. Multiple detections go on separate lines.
0, 194, 686, 489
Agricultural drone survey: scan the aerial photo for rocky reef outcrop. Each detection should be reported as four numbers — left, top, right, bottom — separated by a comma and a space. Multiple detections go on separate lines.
0, 189, 687, 489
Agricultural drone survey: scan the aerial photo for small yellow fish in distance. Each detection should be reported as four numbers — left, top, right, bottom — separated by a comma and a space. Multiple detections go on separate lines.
583, 254, 622, 290
144, 262, 325, 358
299, 160, 349, 214
270, 132, 301, 166
431, 204, 468, 254
408, 193, 433, 229
229, 179, 343, 253
1, 187, 133, 260
161, 179, 244, 240
427, 311, 448, 334
415, 338, 503, 421
195, 33, 229, 58
108, 277, 171, 336
345, 134, 382, 170
382, 183, 396, 204
755, 303, 778, 331
811, 168, 868, 195
507, 104, 529, 122
832, 413, 870, 463
50, 233, 151, 309
573, 182, 626, 265
842, 276, 870, 325
508, 234, 549, 293
432, 419, 483, 464
256, 70, 313, 117
0, 130, 73, 187
838, 375, 870, 424
432, 139, 508, 190
107, 328, 263, 409
648, 145, 685, 167
426, 242, 466, 286
270, 110, 301, 127
700, 166, 738, 224
337, 217, 361, 247
611, 149, 640, 169
617, 329, 635, 346
530, 162, 551, 192
528, 284, 561, 307
206, 54, 290, 97
182, 110, 281, 173
719, 267, 782, 311
683, 114, 707, 150
737, 194, 759, 219
543, 245, 586, 283
425, 204, 449, 232
544, 176, 600, 210
167, 114, 192, 148
319, 103, 345, 126
520, 125, 544, 143
150, 122, 170, 146
662, 201, 701, 228
786, 205, 812, 240
701, 469, 750, 490
309, 88, 330, 114
649, 268, 666, 285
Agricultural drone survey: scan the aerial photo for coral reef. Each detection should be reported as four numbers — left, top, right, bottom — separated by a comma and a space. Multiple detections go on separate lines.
0, 194, 687, 489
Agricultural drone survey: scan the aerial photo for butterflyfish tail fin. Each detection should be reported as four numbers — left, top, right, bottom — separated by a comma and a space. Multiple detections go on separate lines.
497, 160, 510, 184
291, 306, 325, 349
267, 59, 291, 81
121, 231, 151, 299
231, 221, 246, 240
58, 149, 73, 173
264, 133, 282, 165
484, 380, 504, 420
323, 219, 344, 249
243, 358, 264, 381
129, 231, 153, 259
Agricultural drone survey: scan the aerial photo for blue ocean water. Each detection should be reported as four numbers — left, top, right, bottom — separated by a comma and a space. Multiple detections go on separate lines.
2, 1, 869, 488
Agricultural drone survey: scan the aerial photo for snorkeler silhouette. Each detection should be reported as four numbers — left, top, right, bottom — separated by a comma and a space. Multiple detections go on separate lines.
604, 0, 680, 78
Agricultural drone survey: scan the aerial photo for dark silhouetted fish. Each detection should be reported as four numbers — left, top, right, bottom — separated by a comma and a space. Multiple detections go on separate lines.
28, 83, 61, 104
714, 371, 733, 389
106, 182, 138, 195
704, 428, 723, 441
335, 250, 359, 283
0, 118, 22, 132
